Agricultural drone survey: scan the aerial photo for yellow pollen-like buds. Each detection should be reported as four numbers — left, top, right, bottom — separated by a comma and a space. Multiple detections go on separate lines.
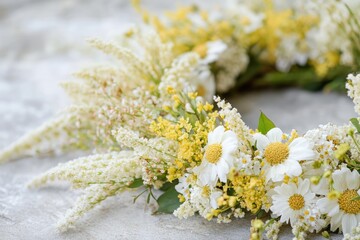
334, 143, 350, 160
323, 170, 332, 179
228, 196, 237, 207
310, 176, 321, 185
328, 190, 340, 200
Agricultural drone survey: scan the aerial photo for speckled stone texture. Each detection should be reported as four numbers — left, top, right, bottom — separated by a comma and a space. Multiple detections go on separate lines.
0, 0, 353, 239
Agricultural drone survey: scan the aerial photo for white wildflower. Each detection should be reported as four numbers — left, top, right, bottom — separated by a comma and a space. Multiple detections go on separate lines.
254, 128, 315, 182
271, 179, 316, 226
347, 73, 360, 116
193, 126, 238, 187
317, 167, 360, 234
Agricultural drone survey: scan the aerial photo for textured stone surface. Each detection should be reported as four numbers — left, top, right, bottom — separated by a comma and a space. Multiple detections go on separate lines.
0, 0, 353, 239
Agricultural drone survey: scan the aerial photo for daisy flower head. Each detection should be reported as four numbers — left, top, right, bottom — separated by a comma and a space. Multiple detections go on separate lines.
193, 126, 238, 187
270, 178, 316, 226
317, 167, 360, 234
254, 128, 315, 182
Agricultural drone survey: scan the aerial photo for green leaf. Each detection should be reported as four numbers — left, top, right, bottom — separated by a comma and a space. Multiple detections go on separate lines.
258, 112, 276, 134
160, 180, 178, 191
256, 209, 266, 218
128, 178, 144, 188
157, 186, 181, 214
350, 118, 360, 133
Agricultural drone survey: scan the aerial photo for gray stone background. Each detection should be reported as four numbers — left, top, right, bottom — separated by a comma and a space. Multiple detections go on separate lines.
0, 0, 354, 239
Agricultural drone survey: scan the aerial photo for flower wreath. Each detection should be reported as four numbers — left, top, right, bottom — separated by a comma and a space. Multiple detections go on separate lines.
1, 1, 360, 239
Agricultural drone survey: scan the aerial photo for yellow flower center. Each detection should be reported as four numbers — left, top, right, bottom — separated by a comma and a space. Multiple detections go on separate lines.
338, 189, 360, 214
197, 85, 206, 97
264, 142, 289, 165
288, 194, 305, 210
205, 144, 222, 164
194, 44, 208, 58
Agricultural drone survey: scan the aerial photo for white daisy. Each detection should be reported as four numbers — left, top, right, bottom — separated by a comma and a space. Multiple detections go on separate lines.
317, 167, 360, 234
254, 128, 315, 182
193, 126, 238, 187
270, 179, 316, 226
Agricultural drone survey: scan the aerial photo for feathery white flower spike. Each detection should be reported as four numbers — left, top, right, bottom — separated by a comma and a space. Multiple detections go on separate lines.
0, 112, 95, 164
57, 183, 125, 232
29, 151, 142, 189
28, 151, 142, 231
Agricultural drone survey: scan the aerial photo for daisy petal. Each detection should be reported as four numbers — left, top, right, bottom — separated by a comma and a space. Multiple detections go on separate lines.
208, 126, 225, 144
330, 211, 343, 232
211, 166, 217, 182
222, 130, 237, 142
217, 159, 229, 183
332, 169, 348, 192
311, 178, 329, 195
288, 138, 315, 161
328, 204, 340, 217
253, 133, 270, 151
196, 163, 212, 186
317, 198, 337, 215
221, 138, 238, 153
210, 191, 222, 209
271, 167, 286, 182
346, 169, 360, 190
297, 179, 310, 195
266, 128, 283, 142
282, 160, 302, 178
275, 183, 295, 196
342, 214, 357, 234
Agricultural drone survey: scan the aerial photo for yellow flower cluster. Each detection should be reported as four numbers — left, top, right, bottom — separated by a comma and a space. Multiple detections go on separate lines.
311, 51, 340, 77
228, 170, 268, 214
150, 92, 219, 182
133, 2, 235, 56
250, 2, 319, 63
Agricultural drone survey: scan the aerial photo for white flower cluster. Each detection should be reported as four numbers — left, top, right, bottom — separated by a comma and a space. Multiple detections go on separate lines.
228, 0, 359, 73
214, 44, 249, 93
214, 96, 253, 153
159, 52, 215, 103
112, 127, 178, 185
344, 224, 360, 240
347, 73, 360, 115
304, 123, 350, 171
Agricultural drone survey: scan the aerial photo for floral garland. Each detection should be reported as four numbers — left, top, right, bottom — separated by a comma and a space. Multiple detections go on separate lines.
1, 1, 360, 239
133, 0, 360, 92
